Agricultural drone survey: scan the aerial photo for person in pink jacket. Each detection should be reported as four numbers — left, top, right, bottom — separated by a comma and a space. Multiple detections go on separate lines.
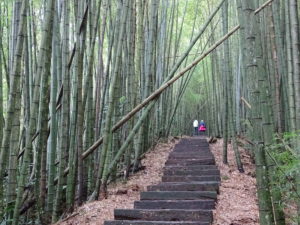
198, 120, 206, 133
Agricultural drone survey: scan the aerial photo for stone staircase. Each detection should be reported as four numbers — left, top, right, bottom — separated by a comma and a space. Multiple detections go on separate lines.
104, 138, 220, 225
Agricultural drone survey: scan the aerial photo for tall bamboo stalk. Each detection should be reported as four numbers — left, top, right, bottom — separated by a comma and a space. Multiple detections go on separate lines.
0, 0, 28, 216
52, 0, 69, 221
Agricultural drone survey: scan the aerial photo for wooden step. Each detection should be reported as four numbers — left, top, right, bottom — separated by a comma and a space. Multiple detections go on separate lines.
114, 209, 212, 222
178, 138, 207, 142
166, 157, 214, 160
134, 200, 215, 210
164, 165, 218, 170
176, 140, 208, 146
175, 142, 208, 145
170, 150, 212, 153
174, 145, 209, 149
104, 138, 219, 225
147, 182, 219, 192
172, 147, 210, 151
173, 144, 209, 148
162, 175, 220, 182
140, 191, 217, 200
173, 147, 209, 151
168, 154, 213, 159
163, 169, 220, 176
165, 158, 215, 166
171, 150, 210, 154
104, 221, 210, 225
169, 152, 212, 156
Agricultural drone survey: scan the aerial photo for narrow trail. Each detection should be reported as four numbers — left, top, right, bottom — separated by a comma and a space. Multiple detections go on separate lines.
104, 137, 220, 225
55, 137, 258, 225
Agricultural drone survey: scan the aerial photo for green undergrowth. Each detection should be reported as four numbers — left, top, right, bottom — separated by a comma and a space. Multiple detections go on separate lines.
267, 131, 300, 223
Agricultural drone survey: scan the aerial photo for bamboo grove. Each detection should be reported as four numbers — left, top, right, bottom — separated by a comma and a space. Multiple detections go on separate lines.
0, 0, 300, 225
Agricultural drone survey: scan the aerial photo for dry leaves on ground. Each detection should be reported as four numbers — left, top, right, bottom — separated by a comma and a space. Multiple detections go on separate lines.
54, 137, 178, 225
55, 136, 259, 225
210, 138, 259, 225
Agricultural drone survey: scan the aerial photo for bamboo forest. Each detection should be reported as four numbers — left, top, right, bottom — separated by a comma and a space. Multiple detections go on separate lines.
0, 0, 300, 224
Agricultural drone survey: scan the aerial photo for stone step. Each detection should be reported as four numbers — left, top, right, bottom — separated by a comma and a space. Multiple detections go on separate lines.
134, 200, 215, 210
164, 165, 218, 170
104, 221, 210, 225
162, 175, 220, 182
163, 169, 220, 176
114, 209, 212, 222
140, 191, 217, 200
147, 182, 219, 192
165, 158, 215, 166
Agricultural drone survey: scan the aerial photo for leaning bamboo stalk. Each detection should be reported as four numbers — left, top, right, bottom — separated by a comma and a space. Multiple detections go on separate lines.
82, 25, 240, 159
57, 0, 274, 181
103, 0, 272, 153
254, 0, 273, 14
82, 0, 229, 159
101, 100, 157, 188
93, 0, 131, 200
241, 97, 252, 109
102, 26, 243, 184
54, 24, 240, 185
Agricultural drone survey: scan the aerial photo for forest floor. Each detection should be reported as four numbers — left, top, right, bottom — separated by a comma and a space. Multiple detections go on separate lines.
54, 136, 259, 225
210, 139, 259, 225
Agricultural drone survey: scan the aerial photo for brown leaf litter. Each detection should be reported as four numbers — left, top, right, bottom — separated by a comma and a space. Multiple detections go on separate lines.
54, 137, 179, 225
55, 137, 259, 225
210, 138, 259, 225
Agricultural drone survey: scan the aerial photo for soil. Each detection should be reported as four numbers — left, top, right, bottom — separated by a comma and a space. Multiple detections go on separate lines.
210, 138, 259, 225
54, 136, 259, 225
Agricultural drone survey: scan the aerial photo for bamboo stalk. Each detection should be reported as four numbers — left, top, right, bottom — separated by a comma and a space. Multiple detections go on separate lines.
241, 97, 252, 109
81, 24, 240, 159
54, 0, 275, 185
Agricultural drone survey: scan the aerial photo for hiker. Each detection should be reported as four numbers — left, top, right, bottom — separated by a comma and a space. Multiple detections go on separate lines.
193, 119, 199, 136
198, 120, 206, 134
